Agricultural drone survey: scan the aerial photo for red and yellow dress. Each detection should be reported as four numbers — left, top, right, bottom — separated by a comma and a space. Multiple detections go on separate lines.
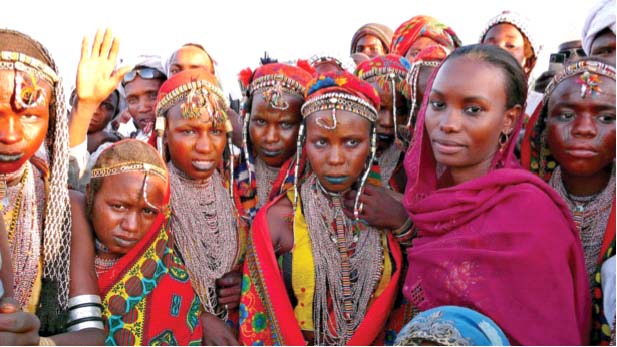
239, 189, 403, 345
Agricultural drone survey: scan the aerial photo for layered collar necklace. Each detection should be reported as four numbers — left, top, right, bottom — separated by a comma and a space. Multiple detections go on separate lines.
301, 174, 383, 345
168, 162, 238, 320
549, 164, 615, 287
254, 156, 280, 208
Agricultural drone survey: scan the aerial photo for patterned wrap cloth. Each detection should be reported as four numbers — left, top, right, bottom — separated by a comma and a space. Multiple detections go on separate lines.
390, 15, 462, 57
394, 306, 510, 346
96, 142, 204, 346
235, 62, 314, 222
350, 23, 394, 55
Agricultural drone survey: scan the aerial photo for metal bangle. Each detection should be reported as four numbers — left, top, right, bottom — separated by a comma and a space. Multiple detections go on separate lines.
68, 306, 102, 322
66, 319, 105, 332
68, 294, 102, 308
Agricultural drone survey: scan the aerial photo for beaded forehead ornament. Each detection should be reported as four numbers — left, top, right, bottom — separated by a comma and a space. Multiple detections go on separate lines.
301, 73, 379, 130
0, 51, 58, 109
544, 60, 616, 102
91, 161, 167, 211
156, 79, 230, 124
249, 74, 306, 110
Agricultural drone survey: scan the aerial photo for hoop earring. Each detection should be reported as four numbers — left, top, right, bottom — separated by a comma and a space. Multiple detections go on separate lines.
498, 131, 509, 152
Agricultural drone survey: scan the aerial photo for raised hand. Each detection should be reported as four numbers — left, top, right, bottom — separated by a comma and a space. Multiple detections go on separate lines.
76, 28, 132, 103
69, 28, 133, 147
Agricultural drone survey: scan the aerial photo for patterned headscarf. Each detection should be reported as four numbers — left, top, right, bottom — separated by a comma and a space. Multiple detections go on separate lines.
582, 0, 616, 55
521, 59, 616, 181
350, 23, 394, 55
390, 15, 462, 57
394, 306, 510, 346
355, 54, 412, 100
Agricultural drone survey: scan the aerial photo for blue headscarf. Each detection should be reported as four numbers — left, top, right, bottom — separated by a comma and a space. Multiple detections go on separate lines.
394, 306, 510, 346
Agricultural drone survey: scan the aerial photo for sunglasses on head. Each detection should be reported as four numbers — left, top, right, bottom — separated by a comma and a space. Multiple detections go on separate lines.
122, 68, 165, 86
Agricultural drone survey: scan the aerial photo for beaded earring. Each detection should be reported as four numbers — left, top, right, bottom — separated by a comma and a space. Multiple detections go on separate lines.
292, 122, 306, 211
353, 126, 378, 220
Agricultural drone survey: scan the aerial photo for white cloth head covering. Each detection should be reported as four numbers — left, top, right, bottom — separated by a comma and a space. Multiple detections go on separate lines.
582, 0, 616, 55
480, 10, 541, 59
601, 255, 616, 329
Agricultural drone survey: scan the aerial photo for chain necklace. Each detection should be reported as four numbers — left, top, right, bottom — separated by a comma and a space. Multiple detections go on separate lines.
2, 162, 44, 309
255, 156, 280, 208
378, 145, 401, 187
169, 162, 238, 319
0, 164, 27, 211
550, 164, 615, 288
301, 174, 384, 345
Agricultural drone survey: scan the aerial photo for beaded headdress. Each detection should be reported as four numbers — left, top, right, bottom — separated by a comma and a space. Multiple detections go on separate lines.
88, 139, 169, 220
0, 29, 71, 329
155, 70, 235, 197
237, 62, 313, 185
544, 60, 616, 102
356, 54, 412, 148
296, 71, 380, 220
405, 46, 448, 142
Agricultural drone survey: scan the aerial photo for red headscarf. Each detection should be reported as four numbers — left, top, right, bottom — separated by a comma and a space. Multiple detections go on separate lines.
390, 15, 462, 57
401, 49, 591, 345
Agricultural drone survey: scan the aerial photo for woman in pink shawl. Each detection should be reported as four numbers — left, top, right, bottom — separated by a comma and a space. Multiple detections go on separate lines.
402, 44, 591, 345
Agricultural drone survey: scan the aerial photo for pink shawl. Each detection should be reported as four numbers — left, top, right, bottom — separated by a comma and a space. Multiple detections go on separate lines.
402, 60, 591, 345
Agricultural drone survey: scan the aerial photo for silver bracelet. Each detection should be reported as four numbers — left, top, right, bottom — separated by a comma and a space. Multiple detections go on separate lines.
68, 294, 102, 308
66, 320, 104, 332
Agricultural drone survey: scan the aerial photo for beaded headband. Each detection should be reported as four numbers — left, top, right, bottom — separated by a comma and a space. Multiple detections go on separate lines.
544, 60, 616, 102
250, 74, 306, 110
156, 79, 229, 122
301, 92, 378, 130
91, 162, 167, 181
0, 51, 58, 109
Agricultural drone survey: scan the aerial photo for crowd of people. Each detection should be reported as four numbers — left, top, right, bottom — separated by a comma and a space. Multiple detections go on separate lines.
0, 1, 614, 346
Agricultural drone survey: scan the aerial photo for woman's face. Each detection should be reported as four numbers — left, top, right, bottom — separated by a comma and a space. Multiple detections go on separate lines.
482, 23, 528, 71
425, 56, 517, 183
547, 75, 616, 178
0, 70, 51, 174
91, 171, 167, 257
372, 81, 408, 153
305, 109, 371, 193
165, 104, 227, 180
249, 93, 302, 167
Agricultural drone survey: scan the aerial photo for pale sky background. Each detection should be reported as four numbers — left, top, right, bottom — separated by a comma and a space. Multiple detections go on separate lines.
0, 0, 599, 100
